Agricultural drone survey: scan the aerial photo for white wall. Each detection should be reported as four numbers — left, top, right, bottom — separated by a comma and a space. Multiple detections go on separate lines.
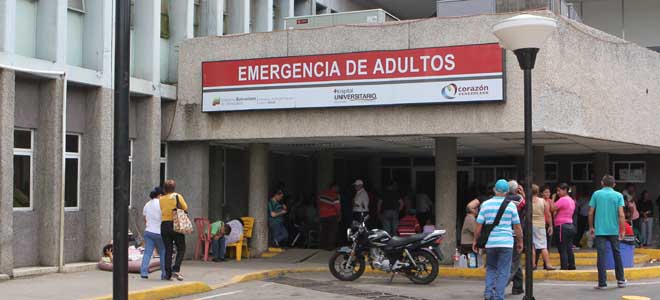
580, 0, 660, 47
15, 0, 37, 57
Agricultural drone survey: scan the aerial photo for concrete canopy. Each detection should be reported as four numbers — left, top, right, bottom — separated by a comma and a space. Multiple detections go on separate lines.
170, 11, 660, 150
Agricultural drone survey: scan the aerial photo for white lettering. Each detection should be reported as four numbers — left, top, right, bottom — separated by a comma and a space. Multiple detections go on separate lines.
385, 58, 396, 74
281, 64, 291, 79
329, 61, 340, 77
248, 65, 259, 80
373, 59, 384, 75
260, 65, 268, 80
292, 63, 301, 78
410, 57, 420, 73
238, 66, 247, 81
431, 55, 444, 71
420, 55, 431, 72
346, 60, 357, 76
397, 57, 408, 73
270, 64, 280, 80
445, 54, 455, 71
357, 59, 368, 75
303, 62, 313, 79
314, 62, 324, 77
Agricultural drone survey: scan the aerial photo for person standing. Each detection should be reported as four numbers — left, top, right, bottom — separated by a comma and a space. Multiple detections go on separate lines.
268, 189, 289, 247
415, 192, 433, 226
505, 180, 525, 295
638, 190, 654, 247
590, 175, 627, 289
575, 193, 591, 247
141, 187, 166, 279
352, 179, 369, 222
541, 186, 556, 249
159, 180, 188, 281
531, 184, 555, 270
378, 182, 404, 236
460, 206, 477, 255
623, 184, 640, 233
318, 183, 341, 250
473, 179, 523, 300
553, 183, 577, 270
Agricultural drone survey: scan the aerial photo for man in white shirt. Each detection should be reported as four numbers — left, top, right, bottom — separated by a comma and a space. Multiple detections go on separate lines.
352, 179, 369, 222
141, 187, 166, 279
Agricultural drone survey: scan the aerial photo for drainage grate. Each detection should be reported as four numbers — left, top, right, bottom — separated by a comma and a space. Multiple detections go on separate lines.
267, 276, 429, 300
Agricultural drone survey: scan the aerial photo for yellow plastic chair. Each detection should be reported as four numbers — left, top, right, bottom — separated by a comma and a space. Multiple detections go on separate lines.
227, 217, 254, 261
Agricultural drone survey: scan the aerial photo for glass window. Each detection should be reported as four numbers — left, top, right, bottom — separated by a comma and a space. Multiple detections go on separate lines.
194, 0, 201, 37
495, 167, 517, 180
613, 161, 646, 183
64, 158, 79, 208
67, 0, 85, 13
66, 134, 80, 153
160, 143, 167, 159
545, 162, 558, 182
571, 162, 592, 182
160, 143, 167, 187
160, 162, 166, 187
161, 0, 170, 38
14, 130, 31, 149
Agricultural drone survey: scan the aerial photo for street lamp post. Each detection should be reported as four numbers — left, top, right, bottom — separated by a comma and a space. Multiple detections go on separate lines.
493, 14, 557, 300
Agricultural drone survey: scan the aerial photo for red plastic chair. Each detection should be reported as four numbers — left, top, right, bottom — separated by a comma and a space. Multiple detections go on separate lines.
194, 218, 212, 261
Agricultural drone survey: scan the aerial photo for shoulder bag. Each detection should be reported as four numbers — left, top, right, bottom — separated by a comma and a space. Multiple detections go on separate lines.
172, 194, 194, 234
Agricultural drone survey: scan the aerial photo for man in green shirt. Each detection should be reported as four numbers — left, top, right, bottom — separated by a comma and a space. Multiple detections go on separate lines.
210, 220, 232, 262
268, 189, 288, 247
589, 175, 627, 289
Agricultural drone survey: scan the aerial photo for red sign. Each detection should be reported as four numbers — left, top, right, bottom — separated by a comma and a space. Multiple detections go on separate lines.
296, 19, 309, 24
202, 43, 503, 89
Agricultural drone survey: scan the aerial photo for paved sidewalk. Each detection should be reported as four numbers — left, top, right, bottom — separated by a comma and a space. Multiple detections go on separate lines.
0, 249, 330, 300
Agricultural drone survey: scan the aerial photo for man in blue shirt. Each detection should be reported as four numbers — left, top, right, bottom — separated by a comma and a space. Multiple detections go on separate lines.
473, 179, 523, 300
589, 175, 627, 289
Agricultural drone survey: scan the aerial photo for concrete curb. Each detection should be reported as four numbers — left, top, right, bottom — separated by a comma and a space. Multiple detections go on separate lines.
91, 281, 212, 300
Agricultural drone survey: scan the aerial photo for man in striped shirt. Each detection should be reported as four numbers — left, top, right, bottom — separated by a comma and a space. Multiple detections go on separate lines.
473, 179, 523, 300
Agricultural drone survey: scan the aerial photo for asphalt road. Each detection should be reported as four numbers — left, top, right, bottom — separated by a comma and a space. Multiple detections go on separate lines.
172, 272, 659, 300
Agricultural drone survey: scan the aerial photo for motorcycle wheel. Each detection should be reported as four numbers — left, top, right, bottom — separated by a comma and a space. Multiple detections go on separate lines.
405, 250, 439, 284
328, 252, 366, 281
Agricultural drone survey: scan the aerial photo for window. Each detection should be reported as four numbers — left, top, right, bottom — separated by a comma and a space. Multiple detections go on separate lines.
129, 139, 134, 207
160, 143, 167, 187
130, 0, 135, 29
571, 162, 593, 182
161, 0, 170, 38
474, 166, 517, 185
544, 162, 558, 182
14, 129, 33, 210
67, 0, 85, 13
64, 134, 81, 210
222, 0, 228, 35
613, 161, 646, 183
194, 0, 201, 37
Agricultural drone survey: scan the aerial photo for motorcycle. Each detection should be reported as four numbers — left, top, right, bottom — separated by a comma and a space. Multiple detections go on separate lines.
329, 214, 446, 284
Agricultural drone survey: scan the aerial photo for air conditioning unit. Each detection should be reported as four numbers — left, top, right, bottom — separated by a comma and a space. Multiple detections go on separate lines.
285, 9, 399, 30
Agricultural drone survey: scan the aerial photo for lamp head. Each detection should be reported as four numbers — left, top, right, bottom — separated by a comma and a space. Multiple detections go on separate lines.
492, 14, 557, 70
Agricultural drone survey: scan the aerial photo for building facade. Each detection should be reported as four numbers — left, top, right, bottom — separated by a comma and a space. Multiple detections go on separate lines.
0, 0, 659, 277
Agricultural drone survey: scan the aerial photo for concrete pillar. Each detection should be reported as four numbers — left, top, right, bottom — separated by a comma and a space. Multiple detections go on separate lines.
35, 79, 64, 266
533, 146, 545, 185
367, 156, 382, 193
228, 0, 249, 34
435, 138, 457, 263
168, 0, 194, 82
167, 142, 210, 259
253, 0, 273, 32
317, 151, 334, 194
81, 88, 113, 261
82, 0, 106, 71
200, 0, 225, 36
275, 0, 294, 30
294, 0, 314, 16
130, 96, 161, 235
0, 0, 16, 53
0, 69, 15, 275
36, 0, 67, 62
248, 143, 269, 255
592, 153, 610, 189
134, 0, 161, 82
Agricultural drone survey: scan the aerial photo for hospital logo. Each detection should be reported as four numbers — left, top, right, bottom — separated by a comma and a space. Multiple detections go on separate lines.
441, 83, 457, 99
212, 97, 221, 106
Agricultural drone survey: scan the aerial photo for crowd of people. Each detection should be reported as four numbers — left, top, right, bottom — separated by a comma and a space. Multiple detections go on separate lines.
466, 175, 653, 300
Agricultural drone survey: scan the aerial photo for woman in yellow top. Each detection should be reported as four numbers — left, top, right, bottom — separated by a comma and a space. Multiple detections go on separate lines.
531, 184, 555, 270
159, 179, 189, 281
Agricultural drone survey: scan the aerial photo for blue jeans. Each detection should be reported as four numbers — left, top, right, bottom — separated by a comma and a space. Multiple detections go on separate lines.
595, 235, 626, 287
141, 231, 166, 279
212, 236, 227, 259
270, 222, 289, 245
485, 247, 513, 300
381, 209, 399, 236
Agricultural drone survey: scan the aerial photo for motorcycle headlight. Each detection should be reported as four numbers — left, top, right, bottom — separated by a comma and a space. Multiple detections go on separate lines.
347, 228, 352, 240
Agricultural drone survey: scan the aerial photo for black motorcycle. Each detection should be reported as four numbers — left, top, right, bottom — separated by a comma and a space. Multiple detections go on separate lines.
329, 214, 445, 284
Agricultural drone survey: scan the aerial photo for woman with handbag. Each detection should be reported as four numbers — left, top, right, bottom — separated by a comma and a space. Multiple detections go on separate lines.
159, 179, 190, 281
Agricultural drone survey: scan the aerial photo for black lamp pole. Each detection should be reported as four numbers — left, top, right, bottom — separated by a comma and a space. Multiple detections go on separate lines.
513, 48, 539, 300
113, 0, 131, 299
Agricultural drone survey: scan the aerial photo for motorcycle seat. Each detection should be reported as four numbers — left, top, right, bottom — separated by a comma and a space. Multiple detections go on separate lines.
386, 232, 430, 247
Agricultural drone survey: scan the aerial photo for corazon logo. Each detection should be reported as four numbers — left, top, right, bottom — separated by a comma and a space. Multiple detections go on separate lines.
441, 83, 457, 99
212, 97, 221, 106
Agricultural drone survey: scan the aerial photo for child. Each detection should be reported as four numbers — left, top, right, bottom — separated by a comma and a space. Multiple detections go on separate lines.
101, 243, 113, 264
423, 219, 436, 234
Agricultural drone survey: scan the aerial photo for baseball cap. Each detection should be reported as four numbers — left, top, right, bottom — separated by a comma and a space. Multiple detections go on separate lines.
495, 179, 509, 193
353, 179, 364, 186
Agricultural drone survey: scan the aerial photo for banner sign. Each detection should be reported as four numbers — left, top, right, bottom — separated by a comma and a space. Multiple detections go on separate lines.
202, 43, 504, 112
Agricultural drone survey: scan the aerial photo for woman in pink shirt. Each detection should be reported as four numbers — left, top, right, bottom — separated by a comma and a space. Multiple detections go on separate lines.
551, 183, 576, 270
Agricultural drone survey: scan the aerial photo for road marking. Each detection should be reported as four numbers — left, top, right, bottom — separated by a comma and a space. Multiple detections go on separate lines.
195, 290, 244, 300
260, 283, 274, 288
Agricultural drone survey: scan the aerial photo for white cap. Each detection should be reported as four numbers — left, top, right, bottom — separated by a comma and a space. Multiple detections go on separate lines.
353, 179, 364, 186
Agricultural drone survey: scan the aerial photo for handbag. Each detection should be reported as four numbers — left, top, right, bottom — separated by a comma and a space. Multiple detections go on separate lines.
172, 194, 194, 234
476, 199, 511, 248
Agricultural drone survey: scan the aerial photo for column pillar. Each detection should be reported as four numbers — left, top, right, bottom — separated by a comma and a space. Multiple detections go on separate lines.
367, 156, 382, 193
130, 96, 161, 235
82, 88, 114, 261
228, 0, 249, 34
0, 0, 16, 53
35, 78, 64, 267
317, 150, 334, 194
275, 0, 294, 30
134, 0, 161, 82
533, 146, 545, 184
435, 137, 457, 263
249, 143, 269, 255
168, 0, 194, 82
592, 153, 610, 189
0, 69, 15, 275
253, 0, 273, 32
200, 0, 225, 36
167, 142, 210, 259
